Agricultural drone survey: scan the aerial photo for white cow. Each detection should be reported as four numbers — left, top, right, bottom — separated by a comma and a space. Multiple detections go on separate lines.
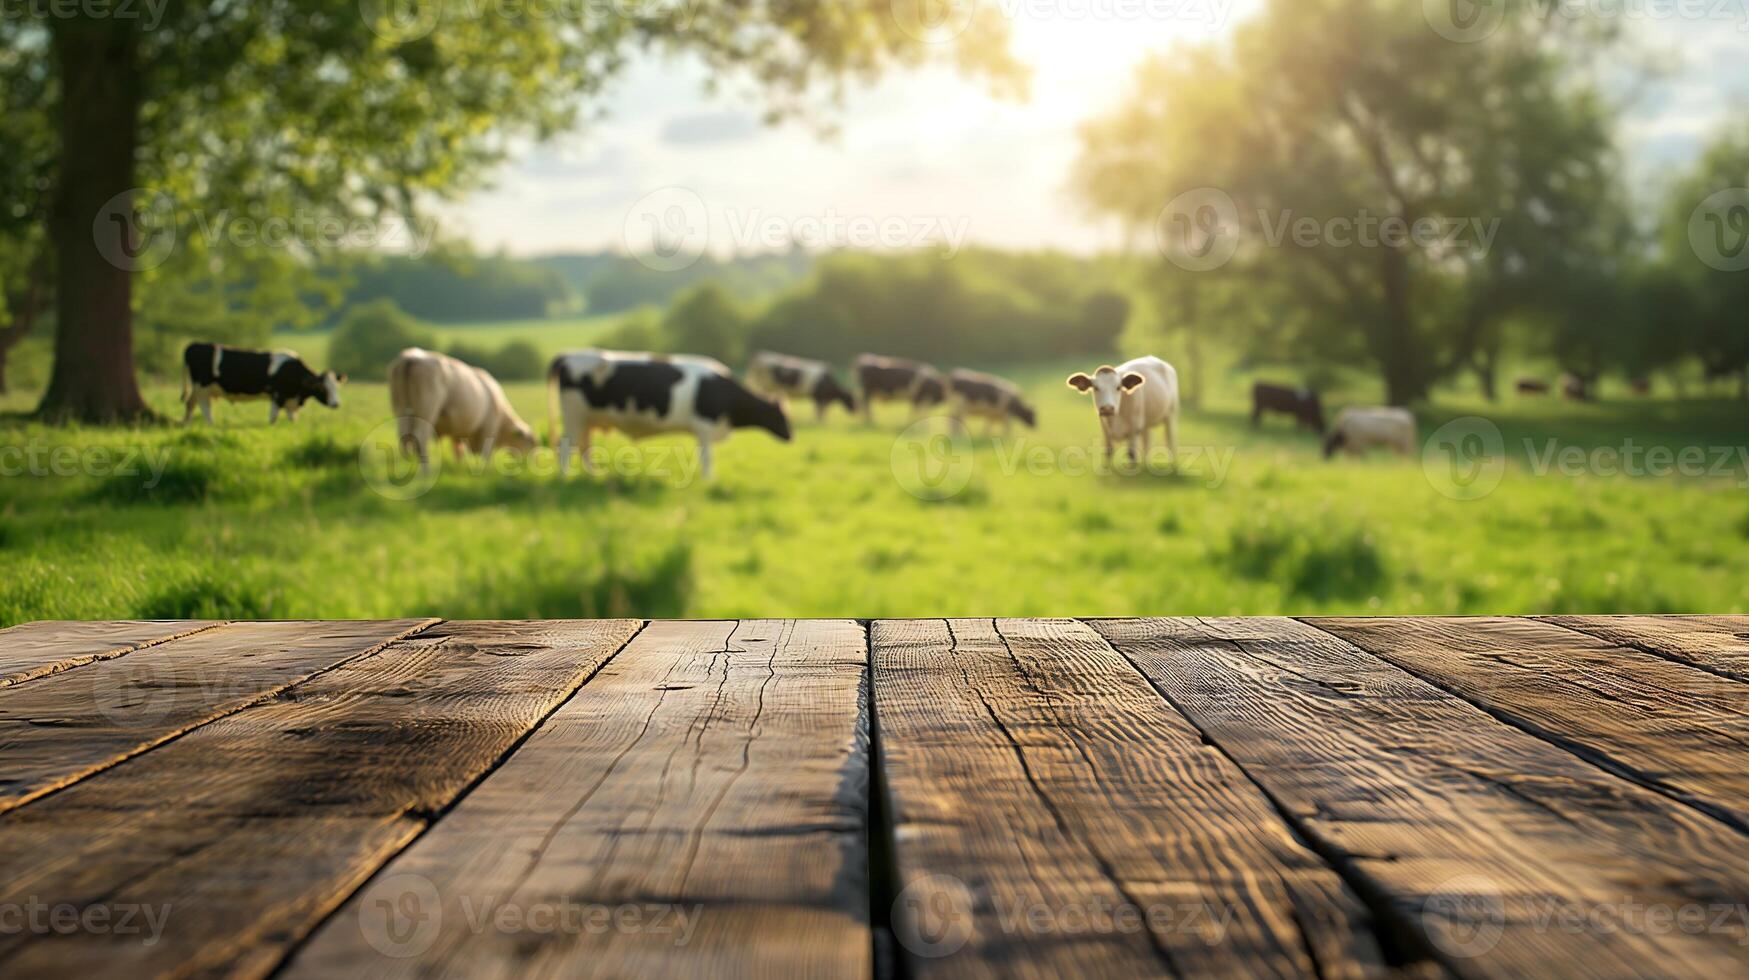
548, 349, 791, 481
1066, 356, 1180, 467
1322, 406, 1416, 459
388, 348, 537, 474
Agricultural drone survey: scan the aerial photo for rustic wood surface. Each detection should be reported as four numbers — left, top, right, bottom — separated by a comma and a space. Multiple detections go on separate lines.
0, 617, 1744, 979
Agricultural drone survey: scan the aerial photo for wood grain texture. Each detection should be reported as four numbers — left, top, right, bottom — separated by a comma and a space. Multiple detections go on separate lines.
284, 619, 872, 980
1541, 616, 1749, 685
1308, 617, 1749, 833
0, 620, 222, 687
0, 620, 642, 979
0, 619, 434, 814
1093, 617, 1749, 979
872, 618, 1386, 980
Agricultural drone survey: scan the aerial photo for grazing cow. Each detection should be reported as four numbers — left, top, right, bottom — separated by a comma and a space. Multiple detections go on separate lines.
854, 354, 947, 423
1560, 373, 1591, 402
388, 348, 537, 474
949, 369, 1036, 436
1629, 376, 1652, 396
745, 351, 857, 421
548, 350, 791, 480
1250, 382, 1325, 433
181, 342, 344, 424
1516, 377, 1550, 396
1066, 356, 1180, 467
1322, 407, 1416, 459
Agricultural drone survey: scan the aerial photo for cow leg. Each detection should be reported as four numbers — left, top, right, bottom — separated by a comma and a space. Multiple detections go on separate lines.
696, 436, 713, 481
579, 428, 595, 475
268, 401, 281, 425
200, 393, 214, 425
1127, 435, 1141, 467
181, 394, 195, 424
286, 404, 299, 423
815, 400, 826, 424
1140, 428, 1152, 466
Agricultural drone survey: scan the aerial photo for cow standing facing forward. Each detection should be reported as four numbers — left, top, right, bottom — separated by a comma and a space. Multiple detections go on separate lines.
1066, 356, 1180, 468
388, 348, 537, 474
549, 350, 791, 481
182, 343, 344, 424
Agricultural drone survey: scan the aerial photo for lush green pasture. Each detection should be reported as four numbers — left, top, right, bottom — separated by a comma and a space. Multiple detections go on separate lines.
2, 363, 1746, 623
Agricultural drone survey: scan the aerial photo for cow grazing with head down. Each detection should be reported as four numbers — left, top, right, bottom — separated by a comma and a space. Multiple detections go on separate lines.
854, 354, 946, 423
1560, 373, 1591, 402
1516, 377, 1550, 396
746, 351, 856, 422
1251, 382, 1325, 433
1066, 356, 1180, 467
1323, 406, 1416, 459
549, 349, 791, 481
389, 348, 537, 474
182, 342, 344, 424
949, 368, 1035, 436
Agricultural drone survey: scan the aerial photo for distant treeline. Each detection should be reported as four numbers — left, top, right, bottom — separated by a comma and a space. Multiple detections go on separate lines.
596, 250, 1131, 368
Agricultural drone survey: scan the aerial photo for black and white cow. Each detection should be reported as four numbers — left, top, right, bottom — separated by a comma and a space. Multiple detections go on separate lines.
182, 342, 344, 424
949, 368, 1036, 435
853, 354, 946, 424
746, 351, 857, 422
1251, 382, 1325, 433
547, 350, 791, 480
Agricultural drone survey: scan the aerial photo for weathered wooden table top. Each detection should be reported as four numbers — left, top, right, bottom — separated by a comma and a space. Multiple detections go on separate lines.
1, 617, 1746, 978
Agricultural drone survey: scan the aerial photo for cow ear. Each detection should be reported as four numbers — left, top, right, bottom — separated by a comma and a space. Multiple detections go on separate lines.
1066, 373, 1093, 392
1120, 372, 1147, 392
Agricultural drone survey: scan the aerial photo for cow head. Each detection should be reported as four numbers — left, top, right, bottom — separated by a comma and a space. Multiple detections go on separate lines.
728, 385, 793, 442
499, 417, 538, 454
818, 374, 857, 414
913, 374, 947, 409
1321, 428, 1347, 459
1067, 366, 1145, 418
1009, 399, 1038, 429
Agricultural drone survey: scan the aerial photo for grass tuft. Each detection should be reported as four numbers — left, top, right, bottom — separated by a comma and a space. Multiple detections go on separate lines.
1224, 513, 1389, 601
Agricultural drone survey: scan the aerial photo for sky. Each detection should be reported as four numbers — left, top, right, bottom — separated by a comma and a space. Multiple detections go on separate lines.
444, 2, 1749, 259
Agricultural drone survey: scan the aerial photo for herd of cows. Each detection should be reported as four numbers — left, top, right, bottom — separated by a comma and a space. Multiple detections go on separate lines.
180, 339, 1472, 480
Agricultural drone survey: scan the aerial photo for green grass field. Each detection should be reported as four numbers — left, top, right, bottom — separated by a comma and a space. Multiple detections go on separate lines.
3, 348, 1747, 624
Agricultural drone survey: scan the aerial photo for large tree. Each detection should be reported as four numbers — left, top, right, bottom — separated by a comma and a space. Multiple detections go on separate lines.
1662, 124, 1749, 397
2, 1, 1020, 422
1075, 0, 1622, 405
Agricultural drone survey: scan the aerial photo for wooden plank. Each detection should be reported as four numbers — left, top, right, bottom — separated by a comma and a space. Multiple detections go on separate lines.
872, 618, 1386, 980
284, 619, 872, 980
1093, 616, 1749, 978
1308, 617, 1749, 833
0, 620, 222, 688
0, 620, 642, 978
0, 619, 434, 814
1541, 616, 1749, 685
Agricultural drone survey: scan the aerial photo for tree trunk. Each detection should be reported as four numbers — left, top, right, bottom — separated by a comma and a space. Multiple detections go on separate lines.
36, 18, 151, 424
1376, 247, 1426, 406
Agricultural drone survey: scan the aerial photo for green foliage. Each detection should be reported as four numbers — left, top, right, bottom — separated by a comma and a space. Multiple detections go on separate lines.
342, 249, 578, 324
446, 337, 547, 382
662, 283, 747, 365
328, 300, 434, 381
1224, 511, 1389, 601
139, 567, 282, 619
1660, 123, 1749, 385
594, 309, 666, 353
